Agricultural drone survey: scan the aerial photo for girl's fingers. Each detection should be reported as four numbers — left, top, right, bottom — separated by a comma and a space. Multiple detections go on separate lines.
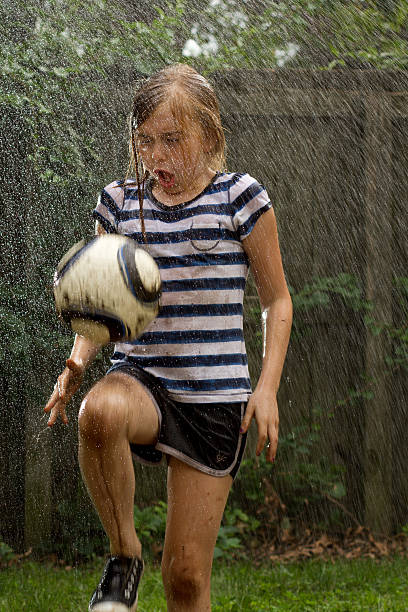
255, 418, 279, 460
256, 429, 267, 456
240, 405, 255, 434
45, 373, 73, 425
44, 385, 60, 414
60, 403, 69, 425
242, 399, 279, 459
267, 430, 277, 462
58, 378, 67, 399
266, 423, 279, 462
47, 403, 59, 427
47, 399, 69, 426
45, 381, 63, 413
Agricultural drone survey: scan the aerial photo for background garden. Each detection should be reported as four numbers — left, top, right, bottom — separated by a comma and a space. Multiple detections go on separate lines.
1, 0, 408, 608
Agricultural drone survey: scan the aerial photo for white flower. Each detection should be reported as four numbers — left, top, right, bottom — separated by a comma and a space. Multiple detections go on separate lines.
182, 39, 202, 58
274, 42, 299, 67
34, 17, 43, 34
202, 34, 219, 56
229, 10, 248, 28
287, 42, 299, 58
274, 48, 286, 67
76, 44, 85, 57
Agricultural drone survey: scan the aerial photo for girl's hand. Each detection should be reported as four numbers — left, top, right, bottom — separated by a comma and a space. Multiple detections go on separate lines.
44, 359, 84, 426
240, 389, 279, 462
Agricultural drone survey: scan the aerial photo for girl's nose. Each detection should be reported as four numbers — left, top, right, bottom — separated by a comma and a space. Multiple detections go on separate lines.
151, 141, 166, 162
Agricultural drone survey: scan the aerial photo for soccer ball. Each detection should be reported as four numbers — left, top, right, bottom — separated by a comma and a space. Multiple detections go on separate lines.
53, 234, 161, 345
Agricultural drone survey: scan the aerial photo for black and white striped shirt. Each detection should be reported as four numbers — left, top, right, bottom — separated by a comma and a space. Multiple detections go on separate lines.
93, 172, 272, 403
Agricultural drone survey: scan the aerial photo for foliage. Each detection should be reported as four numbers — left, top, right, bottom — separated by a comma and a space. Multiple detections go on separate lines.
276, 416, 346, 500
133, 500, 260, 561
289, 273, 371, 342
181, 0, 408, 71
53, 495, 107, 564
214, 507, 260, 560
323, 0, 408, 69
0, 275, 68, 406
287, 273, 408, 377
0, 541, 15, 565
291, 273, 369, 313
382, 276, 408, 371
245, 272, 370, 356
46, 497, 262, 563
0, 274, 107, 404
133, 500, 167, 556
0, 280, 34, 367
234, 419, 346, 533
249, 271, 407, 378
1, 0, 142, 187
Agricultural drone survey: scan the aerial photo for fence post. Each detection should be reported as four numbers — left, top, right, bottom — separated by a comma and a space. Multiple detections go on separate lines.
362, 91, 394, 534
24, 407, 53, 553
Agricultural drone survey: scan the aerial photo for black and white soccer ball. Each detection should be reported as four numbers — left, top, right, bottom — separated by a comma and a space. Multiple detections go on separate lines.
53, 234, 161, 345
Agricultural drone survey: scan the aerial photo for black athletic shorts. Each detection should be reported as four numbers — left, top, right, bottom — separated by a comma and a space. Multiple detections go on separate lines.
107, 362, 248, 479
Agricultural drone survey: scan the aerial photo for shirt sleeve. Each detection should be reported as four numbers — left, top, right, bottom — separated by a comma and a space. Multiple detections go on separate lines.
231, 175, 273, 240
92, 181, 123, 233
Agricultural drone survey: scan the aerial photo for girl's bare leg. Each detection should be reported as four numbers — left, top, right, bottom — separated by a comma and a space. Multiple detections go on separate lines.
78, 372, 159, 558
162, 458, 232, 612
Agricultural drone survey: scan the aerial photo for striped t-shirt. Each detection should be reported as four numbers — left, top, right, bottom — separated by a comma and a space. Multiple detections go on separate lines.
93, 171, 272, 403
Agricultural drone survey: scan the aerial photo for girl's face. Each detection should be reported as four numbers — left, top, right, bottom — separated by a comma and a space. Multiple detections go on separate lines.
136, 102, 212, 196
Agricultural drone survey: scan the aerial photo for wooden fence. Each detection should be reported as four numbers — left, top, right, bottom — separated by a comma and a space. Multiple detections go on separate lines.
213, 69, 408, 534
1, 70, 407, 554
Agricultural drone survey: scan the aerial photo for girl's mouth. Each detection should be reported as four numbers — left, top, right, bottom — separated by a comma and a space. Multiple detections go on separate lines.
155, 170, 176, 189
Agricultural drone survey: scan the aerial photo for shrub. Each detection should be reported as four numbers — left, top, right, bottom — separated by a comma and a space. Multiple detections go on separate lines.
0, 541, 15, 566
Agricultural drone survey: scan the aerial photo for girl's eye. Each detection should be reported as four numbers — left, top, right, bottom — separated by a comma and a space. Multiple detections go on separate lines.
166, 136, 179, 144
137, 137, 152, 146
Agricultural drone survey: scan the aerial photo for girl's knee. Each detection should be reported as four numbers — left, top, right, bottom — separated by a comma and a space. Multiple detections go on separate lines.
162, 553, 210, 604
78, 383, 128, 444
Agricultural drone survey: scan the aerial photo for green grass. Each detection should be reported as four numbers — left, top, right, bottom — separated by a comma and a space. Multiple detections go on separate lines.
1, 557, 408, 611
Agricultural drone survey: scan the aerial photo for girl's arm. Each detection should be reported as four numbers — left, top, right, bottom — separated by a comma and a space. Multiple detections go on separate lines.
44, 221, 107, 426
241, 207, 293, 462
44, 334, 101, 426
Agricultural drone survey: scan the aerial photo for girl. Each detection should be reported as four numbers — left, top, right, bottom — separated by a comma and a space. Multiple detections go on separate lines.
45, 64, 292, 612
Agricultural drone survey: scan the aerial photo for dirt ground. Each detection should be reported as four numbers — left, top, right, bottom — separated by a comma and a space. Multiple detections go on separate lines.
253, 525, 408, 564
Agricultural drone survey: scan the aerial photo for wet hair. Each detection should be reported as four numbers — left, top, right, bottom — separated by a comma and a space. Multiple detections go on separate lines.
126, 64, 226, 242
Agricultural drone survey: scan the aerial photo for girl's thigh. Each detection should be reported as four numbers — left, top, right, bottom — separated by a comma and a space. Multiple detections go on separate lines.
162, 457, 233, 568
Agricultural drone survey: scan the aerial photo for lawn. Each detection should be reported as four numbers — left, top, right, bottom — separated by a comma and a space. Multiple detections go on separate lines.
1, 557, 407, 611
